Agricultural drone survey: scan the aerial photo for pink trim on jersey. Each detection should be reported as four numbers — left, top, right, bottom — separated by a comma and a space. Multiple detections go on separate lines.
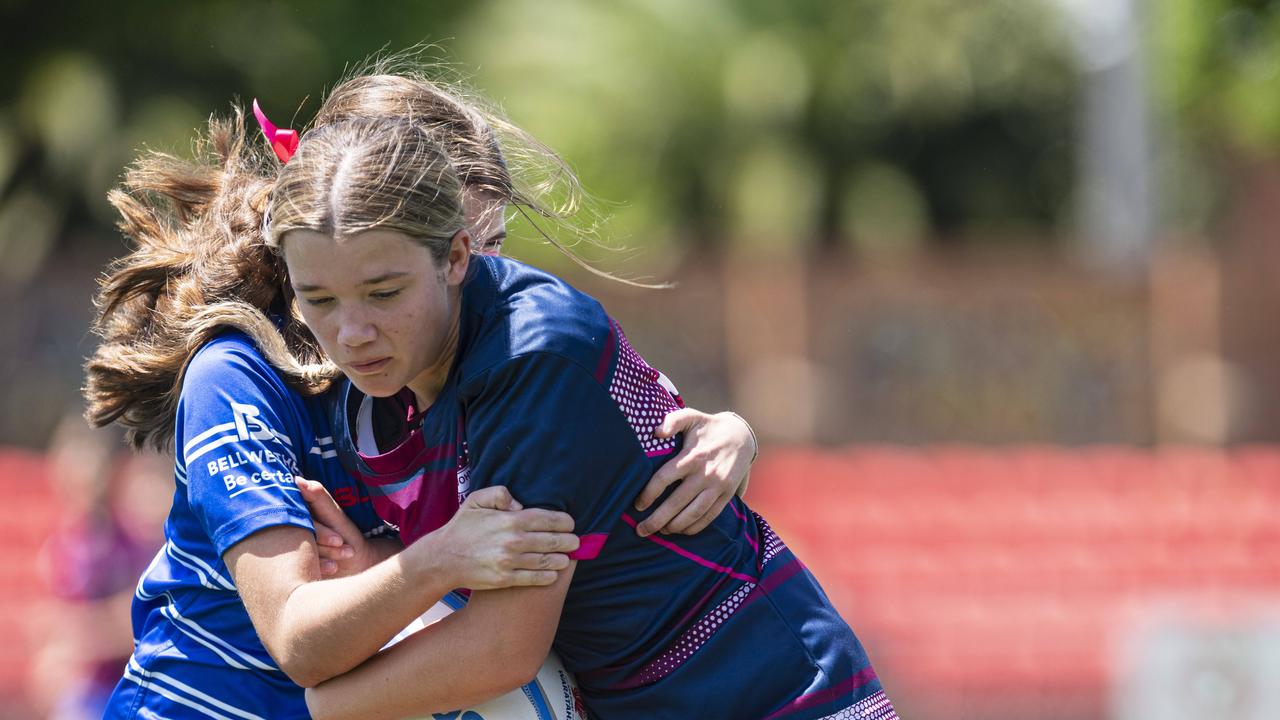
754, 555, 804, 596
621, 513, 758, 584
605, 318, 680, 458
841, 690, 898, 720
761, 666, 881, 720
600, 530, 800, 690
594, 324, 616, 384
617, 575, 757, 689
670, 572, 734, 632
359, 439, 453, 479
726, 503, 759, 553
568, 533, 609, 560
370, 467, 453, 507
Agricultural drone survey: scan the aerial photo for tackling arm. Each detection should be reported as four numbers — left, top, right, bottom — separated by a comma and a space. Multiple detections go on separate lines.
303, 563, 575, 720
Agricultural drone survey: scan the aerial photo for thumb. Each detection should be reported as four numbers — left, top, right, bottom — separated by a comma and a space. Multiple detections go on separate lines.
298, 479, 357, 535
298, 478, 333, 508
655, 408, 701, 439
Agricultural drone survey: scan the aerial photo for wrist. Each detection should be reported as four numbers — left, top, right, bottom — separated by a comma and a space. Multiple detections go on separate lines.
400, 532, 456, 595
725, 411, 759, 464
365, 536, 402, 566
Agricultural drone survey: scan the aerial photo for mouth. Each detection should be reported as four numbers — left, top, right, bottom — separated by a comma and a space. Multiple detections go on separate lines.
348, 357, 392, 375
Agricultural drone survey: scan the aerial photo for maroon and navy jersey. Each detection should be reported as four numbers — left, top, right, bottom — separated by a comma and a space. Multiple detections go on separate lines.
331, 255, 896, 719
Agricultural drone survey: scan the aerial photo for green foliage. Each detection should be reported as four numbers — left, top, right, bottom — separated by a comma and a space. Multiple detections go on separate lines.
0, 0, 1081, 275
459, 0, 1079, 267
1153, 0, 1280, 153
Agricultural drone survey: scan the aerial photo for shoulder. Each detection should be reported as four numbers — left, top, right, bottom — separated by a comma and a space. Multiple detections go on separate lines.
176, 330, 308, 450
460, 255, 614, 384
182, 330, 293, 400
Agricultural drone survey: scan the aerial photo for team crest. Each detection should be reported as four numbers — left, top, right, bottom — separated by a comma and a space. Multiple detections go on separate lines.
231, 402, 273, 441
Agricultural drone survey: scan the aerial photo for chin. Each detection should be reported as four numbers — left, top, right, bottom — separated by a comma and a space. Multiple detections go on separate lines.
345, 374, 403, 398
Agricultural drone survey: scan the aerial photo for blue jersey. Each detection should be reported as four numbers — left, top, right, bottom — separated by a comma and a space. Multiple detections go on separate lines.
105, 331, 389, 720
333, 255, 897, 719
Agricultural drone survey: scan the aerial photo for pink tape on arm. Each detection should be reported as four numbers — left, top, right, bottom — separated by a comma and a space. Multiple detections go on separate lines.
568, 533, 609, 560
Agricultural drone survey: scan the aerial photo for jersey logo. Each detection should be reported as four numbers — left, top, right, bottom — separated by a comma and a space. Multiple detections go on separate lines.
456, 464, 472, 502
231, 402, 274, 442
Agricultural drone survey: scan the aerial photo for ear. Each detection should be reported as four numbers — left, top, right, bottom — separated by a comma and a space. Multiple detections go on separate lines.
445, 229, 472, 286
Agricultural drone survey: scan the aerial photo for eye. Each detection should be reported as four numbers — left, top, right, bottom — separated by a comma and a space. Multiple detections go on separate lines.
301, 296, 334, 307
370, 289, 402, 301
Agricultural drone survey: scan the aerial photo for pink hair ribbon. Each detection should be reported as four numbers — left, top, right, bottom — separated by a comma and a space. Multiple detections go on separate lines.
252, 98, 299, 163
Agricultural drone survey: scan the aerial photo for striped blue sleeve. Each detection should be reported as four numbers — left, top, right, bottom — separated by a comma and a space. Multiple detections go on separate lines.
178, 335, 314, 557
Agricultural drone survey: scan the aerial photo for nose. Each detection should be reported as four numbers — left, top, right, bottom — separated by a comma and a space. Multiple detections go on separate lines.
335, 306, 377, 349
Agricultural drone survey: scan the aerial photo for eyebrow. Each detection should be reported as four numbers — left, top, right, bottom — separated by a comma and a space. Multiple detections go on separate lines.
294, 271, 411, 293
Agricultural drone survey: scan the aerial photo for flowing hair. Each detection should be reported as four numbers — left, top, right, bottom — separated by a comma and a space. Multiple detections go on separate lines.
86, 60, 659, 450
313, 55, 662, 287
83, 108, 338, 451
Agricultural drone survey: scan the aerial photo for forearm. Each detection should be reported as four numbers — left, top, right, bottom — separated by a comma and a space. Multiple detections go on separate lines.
306, 567, 573, 719
274, 537, 451, 686
307, 604, 521, 718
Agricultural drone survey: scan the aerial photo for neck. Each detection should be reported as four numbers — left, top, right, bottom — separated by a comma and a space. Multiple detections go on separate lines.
405, 293, 462, 410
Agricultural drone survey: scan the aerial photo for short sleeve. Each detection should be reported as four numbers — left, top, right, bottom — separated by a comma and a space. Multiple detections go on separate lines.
177, 337, 314, 557
463, 353, 656, 560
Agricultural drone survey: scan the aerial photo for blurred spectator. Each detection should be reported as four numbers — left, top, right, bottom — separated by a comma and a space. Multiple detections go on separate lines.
26, 414, 166, 719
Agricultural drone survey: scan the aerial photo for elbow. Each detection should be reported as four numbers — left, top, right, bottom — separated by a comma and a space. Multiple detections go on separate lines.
271, 644, 338, 689
278, 657, 329, 689
494, 642, 547, 691
483, 666, 539, 700
468, 633, 544, 696
508, 658, 542, 689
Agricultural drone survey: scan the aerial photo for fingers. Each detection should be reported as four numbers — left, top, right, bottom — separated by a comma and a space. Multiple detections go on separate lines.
314, 521, 354, 578
466, 485, 517, 511
312, 521, 345, 549
653, 407, 703, 439
512, 508, 576, 533
663, 488, 723, 535
681, 491, 735, 535
315, 537, 355, 561
512, 552, 572, 572
507, 569, 562, 587
635, 474, 701, 537
299, 479, 357, 533
515, 531, 580, 554
297, 478, 335, 509
636, 452, 690, 512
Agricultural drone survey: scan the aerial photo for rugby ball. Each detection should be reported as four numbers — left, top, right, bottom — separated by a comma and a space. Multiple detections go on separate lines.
385, 591, 587, 720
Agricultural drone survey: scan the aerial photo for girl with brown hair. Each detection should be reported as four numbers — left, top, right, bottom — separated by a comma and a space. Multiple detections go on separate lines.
87, 74, 761, 718
256, 82, 894, 717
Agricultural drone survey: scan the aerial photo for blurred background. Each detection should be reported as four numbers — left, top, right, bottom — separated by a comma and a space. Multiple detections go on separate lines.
2, 0, 1280, 717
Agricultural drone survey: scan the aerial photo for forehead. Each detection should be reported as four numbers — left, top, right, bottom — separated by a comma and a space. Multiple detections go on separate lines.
462, 187, 505, 218
283, 229, 436, 286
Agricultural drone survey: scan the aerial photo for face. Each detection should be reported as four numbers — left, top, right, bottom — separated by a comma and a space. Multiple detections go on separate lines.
285, 228, 471, 402
462, 187, 508, 255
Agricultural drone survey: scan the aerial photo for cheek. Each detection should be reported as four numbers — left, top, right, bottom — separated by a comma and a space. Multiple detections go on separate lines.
295, 304, 338, 349
385, 291, 441, 351
387, 303, 425, 344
